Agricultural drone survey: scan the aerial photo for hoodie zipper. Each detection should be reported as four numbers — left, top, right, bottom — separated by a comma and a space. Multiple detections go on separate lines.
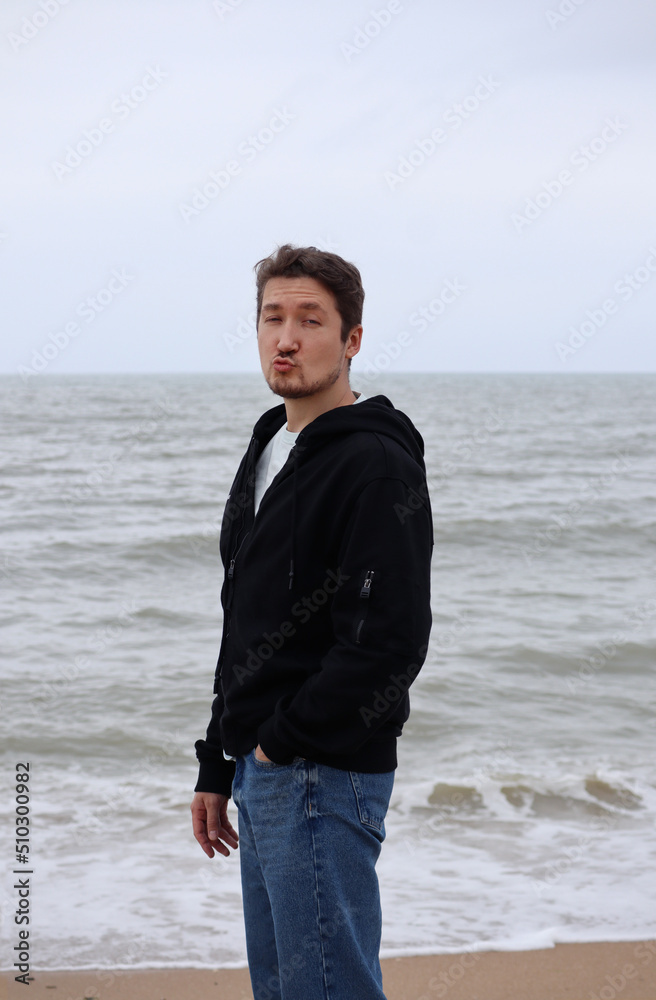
226, 435, 259, 584
355, 569, 375, 644
227, 530, 250, 584
215, 437, 259, 686
215, 525, 251, 686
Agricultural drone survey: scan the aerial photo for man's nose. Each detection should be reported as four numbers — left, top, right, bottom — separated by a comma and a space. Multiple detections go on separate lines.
276, 321, 298, 353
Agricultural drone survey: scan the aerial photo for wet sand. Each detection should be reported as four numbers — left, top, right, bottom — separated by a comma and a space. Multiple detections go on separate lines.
5, 939, 656, 1000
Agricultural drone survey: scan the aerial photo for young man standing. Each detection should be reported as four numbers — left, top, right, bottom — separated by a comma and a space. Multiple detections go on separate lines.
191, 244, 433, 1000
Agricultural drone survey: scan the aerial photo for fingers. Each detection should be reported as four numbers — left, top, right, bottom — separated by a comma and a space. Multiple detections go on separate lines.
218, 800, 239, 849
205, 797, 220, 843
190, 792, 238, 859
191, 795, 216, 858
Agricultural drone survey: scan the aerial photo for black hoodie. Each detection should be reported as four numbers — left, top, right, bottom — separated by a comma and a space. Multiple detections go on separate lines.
195, 393, 433, 796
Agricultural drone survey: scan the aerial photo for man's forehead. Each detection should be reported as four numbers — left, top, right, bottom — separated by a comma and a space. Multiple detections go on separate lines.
261, 298, 328, 314
261, 276, 336, 309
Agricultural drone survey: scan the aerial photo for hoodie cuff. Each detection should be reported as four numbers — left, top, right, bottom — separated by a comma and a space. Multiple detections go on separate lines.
257, 719, 297, 765
194, 757, 236, 798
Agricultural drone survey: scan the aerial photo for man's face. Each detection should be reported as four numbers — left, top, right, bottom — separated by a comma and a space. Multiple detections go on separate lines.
257, 276, 360, 399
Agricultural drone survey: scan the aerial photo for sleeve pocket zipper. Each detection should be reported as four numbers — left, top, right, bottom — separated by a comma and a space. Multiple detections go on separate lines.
355, 569, 375, 645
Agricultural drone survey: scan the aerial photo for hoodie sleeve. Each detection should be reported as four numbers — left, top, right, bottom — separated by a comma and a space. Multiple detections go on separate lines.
256, 473, 433, 764
194, 687, 236, 796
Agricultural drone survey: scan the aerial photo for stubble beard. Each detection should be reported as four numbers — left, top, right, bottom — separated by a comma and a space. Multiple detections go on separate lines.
265, 357, 345, 400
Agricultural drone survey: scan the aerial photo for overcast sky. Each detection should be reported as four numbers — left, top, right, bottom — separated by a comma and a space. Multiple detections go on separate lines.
2, 0, 655, 376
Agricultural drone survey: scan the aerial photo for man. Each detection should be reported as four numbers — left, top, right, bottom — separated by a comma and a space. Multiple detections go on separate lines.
191, 244, 433, 1000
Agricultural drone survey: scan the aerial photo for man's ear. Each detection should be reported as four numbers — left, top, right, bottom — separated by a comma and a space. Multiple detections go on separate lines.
345, 325, 363, 359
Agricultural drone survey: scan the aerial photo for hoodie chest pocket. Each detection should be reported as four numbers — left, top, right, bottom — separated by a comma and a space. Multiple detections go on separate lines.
354, 569, 376, 645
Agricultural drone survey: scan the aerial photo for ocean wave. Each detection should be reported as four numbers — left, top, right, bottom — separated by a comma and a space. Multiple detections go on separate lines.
394, 771, 650, 826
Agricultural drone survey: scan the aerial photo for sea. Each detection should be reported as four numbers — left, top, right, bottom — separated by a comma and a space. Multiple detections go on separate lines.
1, 372, 655, 971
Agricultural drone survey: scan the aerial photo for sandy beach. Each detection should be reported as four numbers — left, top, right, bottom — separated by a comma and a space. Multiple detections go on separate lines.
4, 940, 655, 1000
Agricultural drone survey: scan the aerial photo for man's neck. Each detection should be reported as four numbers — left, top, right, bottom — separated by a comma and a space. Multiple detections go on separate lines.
284, 381, 357, 433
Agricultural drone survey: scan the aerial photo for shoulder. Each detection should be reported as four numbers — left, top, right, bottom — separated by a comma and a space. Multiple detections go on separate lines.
324, 427, 426, 486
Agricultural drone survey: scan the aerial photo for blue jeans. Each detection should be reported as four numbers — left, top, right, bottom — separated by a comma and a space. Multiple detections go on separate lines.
231, 750, 395, 1000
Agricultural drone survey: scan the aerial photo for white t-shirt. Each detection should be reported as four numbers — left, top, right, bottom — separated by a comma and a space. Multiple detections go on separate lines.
253, 392, 367, 515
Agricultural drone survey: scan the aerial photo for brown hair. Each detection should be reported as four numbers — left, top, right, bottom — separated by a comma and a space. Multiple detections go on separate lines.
254, 244, 365, 342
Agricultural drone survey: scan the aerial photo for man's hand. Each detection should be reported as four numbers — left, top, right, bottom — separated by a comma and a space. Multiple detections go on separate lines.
254, 744, 272, 762
191, 792, 239, 859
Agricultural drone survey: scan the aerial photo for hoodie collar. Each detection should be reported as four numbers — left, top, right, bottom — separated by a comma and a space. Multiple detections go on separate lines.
252, 394, 425, 470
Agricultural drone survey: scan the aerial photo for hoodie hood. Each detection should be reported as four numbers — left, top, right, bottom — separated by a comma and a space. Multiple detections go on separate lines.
252, 394, 426, 470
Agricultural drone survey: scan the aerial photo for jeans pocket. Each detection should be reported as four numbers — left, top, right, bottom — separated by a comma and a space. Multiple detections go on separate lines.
251, 749, 305, 769
231, 756, 243, 808
349, 770, 395, 840
251, 749, 281, 769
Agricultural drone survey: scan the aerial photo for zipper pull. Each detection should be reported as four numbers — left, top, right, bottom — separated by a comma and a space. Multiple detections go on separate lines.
228, 558, 236, 580
360, 570, 374, 598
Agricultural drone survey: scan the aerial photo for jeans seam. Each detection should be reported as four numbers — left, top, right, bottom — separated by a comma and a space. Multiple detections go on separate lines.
349, 771, 385, 833
307, 766, 331, 999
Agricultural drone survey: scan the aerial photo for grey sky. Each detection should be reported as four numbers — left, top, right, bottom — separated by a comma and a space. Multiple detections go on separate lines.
2, 0, 655, 376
